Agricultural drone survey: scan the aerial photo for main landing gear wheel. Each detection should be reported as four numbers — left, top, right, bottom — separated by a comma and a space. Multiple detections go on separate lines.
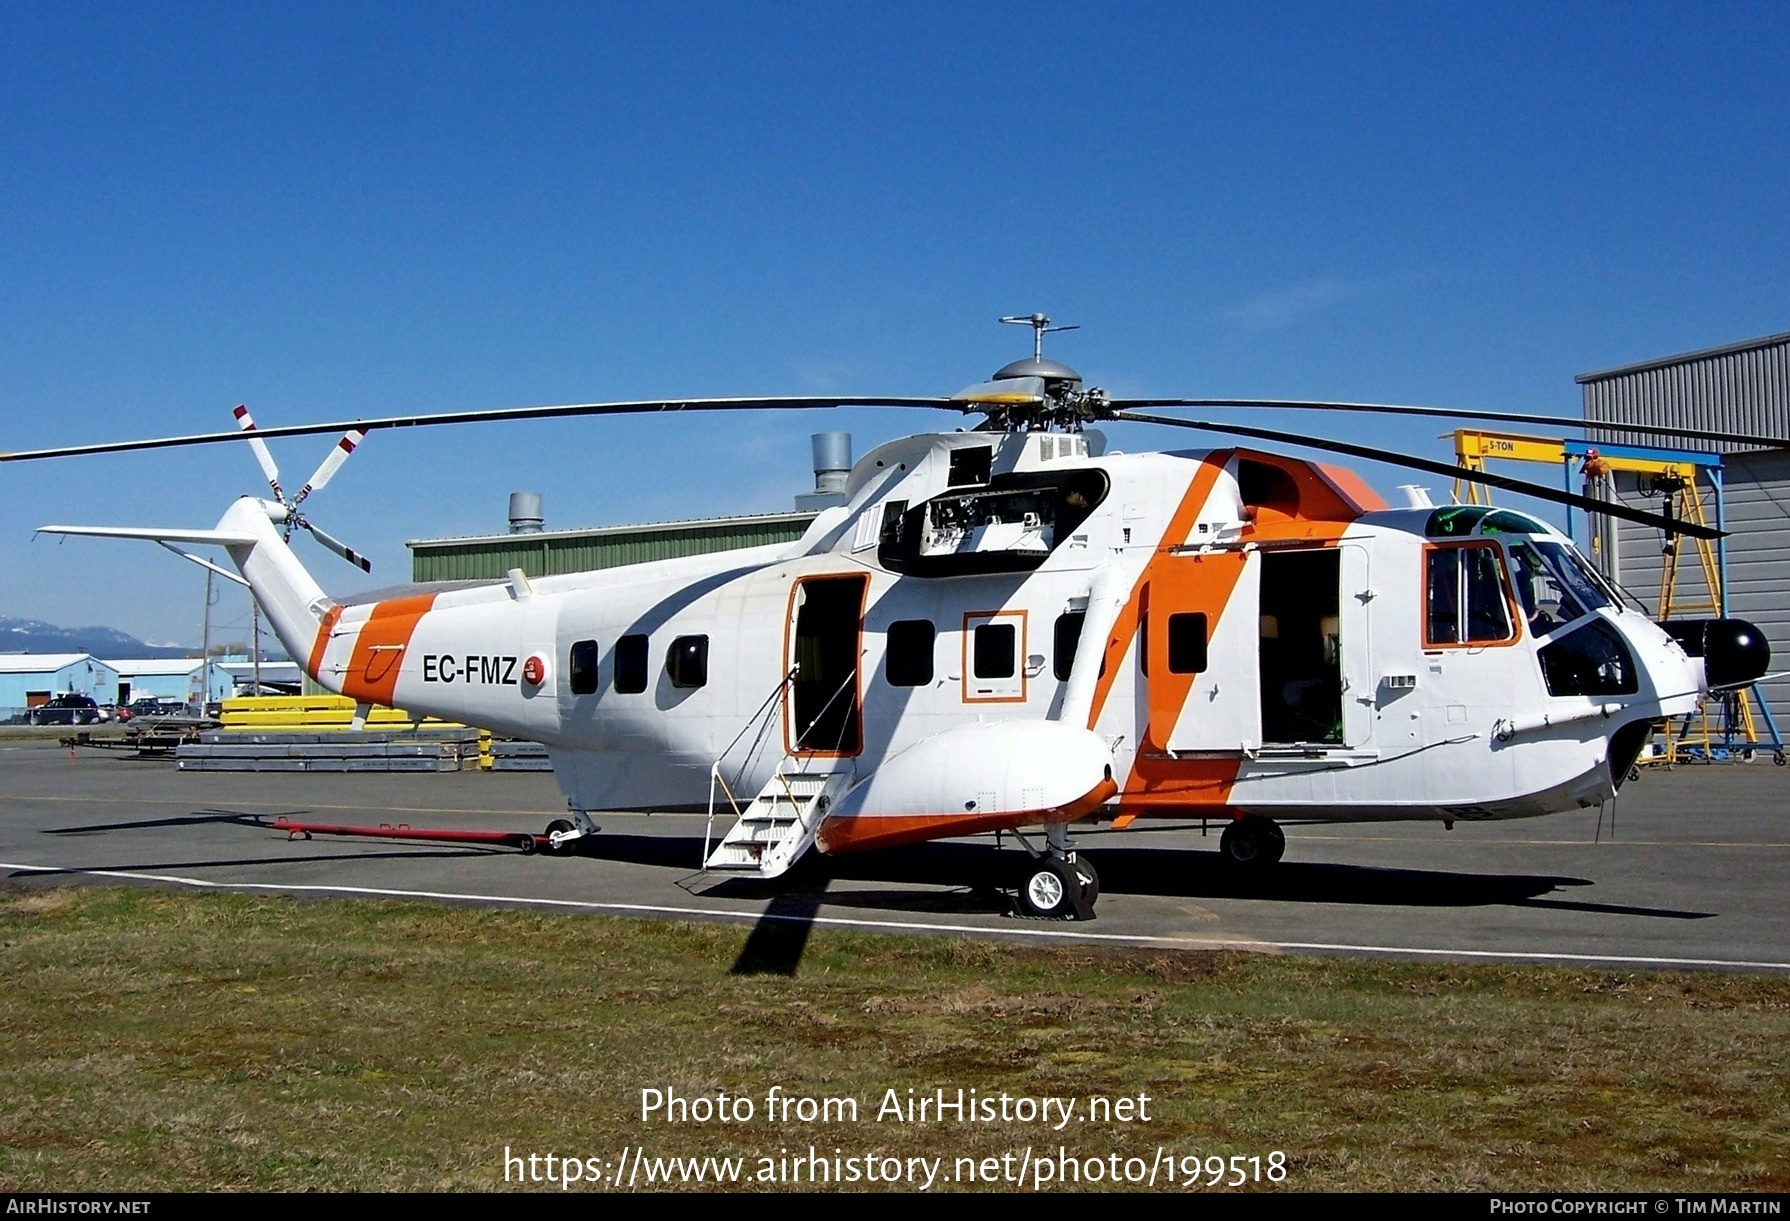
1218, 817, 1285, 870
1017, 858, 1094, 920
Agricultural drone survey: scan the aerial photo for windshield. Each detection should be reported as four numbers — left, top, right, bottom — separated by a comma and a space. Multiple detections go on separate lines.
1506, 541, 1610, 637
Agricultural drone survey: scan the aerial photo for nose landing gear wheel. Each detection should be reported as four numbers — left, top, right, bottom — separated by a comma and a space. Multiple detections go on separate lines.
1218, 817, 1285, 870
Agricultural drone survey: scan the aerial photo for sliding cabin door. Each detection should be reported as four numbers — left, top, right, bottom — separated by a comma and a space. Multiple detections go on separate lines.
1146, 549, 1263, 754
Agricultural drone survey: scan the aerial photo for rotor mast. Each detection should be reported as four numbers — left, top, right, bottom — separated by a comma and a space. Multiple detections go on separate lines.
961, 313, 1105, 432
1000, 313, 1079, 362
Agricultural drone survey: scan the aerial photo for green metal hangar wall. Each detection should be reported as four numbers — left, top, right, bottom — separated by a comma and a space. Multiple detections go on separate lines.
405, 432, 852, 582
408, 507, 820, 582
1579, 331, 1790, 727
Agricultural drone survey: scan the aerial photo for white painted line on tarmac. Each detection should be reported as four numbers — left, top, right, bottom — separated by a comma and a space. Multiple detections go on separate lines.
6, 858, 1790, 972
8, 795, 1788, 846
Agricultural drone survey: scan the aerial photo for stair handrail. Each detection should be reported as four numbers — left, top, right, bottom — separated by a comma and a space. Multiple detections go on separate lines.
704, 665, 800, 868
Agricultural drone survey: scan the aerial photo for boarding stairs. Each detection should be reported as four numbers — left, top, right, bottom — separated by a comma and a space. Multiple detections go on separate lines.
703, 763, 853, 880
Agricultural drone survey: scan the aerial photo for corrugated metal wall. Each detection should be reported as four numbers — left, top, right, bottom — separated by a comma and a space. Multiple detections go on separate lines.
410, 513, 817, 582
1611, 452, 1790, 730
1580, 333, 1790, 453
1582, 333, 1790, 732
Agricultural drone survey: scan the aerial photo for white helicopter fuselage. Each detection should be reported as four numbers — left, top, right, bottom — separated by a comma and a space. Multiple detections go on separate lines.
262, 428, 1704, 853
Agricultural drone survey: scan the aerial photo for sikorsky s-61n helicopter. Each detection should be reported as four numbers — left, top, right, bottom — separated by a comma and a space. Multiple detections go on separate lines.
16, 315, 1775, 920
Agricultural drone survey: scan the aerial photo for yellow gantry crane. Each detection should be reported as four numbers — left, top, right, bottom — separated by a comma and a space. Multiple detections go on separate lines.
1450, 428, 1782, 766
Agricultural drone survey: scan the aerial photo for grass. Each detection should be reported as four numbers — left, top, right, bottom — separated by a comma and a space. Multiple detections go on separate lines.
1, 883, 1786, 1192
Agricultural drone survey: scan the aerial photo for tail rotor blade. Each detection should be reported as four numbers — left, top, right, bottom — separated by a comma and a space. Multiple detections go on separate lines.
295, 429, 366, 505
298, 518, 373, 573
231, 405, 285, 501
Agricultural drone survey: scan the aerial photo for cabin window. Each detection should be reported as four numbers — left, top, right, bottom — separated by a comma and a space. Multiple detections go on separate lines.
884, 619, 935, 687
667, 635, 709, 689
568, 640, 600, 695
973, 622, 1016, 679
614, 634, 649, 693
1167, 612, 1208, 674
1053, 612, 1085, 681
879, 500, 908, 546
1425, 544, 1514, 647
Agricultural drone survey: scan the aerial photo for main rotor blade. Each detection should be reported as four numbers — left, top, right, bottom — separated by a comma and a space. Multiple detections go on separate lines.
298, 518, 373, 573
294, 429, 365, 505
1107, 397, 1790, 451
0, 396, 957, 463
231, 405, 285, 501
1113, 410, 1725, 541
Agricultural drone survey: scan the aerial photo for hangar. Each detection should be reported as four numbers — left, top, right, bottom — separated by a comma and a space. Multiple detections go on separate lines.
404, 433, 851, 583
0, 653, 120, 718
1579, 330, 1790, 727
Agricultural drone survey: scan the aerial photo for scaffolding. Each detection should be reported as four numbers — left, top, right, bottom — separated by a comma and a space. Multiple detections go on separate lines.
1450, 429, 1783, 765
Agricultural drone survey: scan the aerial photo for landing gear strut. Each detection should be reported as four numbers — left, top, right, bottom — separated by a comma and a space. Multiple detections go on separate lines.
1218, 816, 1285, 871
1014, 824, 1098, 920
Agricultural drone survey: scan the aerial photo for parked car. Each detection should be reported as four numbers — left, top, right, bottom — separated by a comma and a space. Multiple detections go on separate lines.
127, 697, 189, 718
29, 694, 105, 725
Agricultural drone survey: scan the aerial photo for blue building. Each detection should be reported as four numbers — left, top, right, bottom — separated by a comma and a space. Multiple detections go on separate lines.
106, 658, 235, 707
0, 653, 121, 718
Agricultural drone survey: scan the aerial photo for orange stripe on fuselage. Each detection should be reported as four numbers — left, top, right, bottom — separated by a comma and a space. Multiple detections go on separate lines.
305, 605, 344, 683
1086, 451, 1232, 730
1096, 450, 1373, 819
817, 778, 1118, 855
1311, 460, 1390, 515
340, 594, 437, 706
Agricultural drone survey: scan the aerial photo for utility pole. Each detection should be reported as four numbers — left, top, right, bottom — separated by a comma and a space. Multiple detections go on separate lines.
199, 570, 213, 715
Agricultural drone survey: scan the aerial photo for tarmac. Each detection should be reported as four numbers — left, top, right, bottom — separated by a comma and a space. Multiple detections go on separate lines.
2, 738, 1787, 973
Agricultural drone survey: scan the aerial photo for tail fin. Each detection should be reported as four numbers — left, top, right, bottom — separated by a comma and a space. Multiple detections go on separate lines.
39, 496, 332, 678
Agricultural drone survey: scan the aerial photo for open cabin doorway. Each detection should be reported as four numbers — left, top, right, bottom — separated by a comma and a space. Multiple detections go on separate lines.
787, 574, 868, 755
1258, 549, 1343, 745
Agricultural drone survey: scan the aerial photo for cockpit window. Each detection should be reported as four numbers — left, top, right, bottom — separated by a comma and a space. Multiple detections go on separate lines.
1424, 505, 1491, 537
1537, 541, 1611, 612
1507, 541, 1609, 637
1425, 543, 1515, 646
1539, 620, 1638, 696
1478, 509, 1550, 535
1424, 504, 1556, 538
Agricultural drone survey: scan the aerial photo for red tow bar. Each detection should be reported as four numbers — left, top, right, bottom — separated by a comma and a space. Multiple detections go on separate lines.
272, 816, 549, 854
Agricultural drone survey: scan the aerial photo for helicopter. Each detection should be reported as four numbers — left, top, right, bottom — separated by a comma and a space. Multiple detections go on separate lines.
15, 315, 1775, 921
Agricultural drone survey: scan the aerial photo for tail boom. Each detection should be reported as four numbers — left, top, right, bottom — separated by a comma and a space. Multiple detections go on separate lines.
39, 497, 336, 688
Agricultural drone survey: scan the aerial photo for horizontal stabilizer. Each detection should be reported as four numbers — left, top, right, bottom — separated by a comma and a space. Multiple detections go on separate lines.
35, 525, 259, 546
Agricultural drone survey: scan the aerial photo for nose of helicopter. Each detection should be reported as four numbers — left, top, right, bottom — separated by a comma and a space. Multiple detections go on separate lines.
1661, 618, 1772, 689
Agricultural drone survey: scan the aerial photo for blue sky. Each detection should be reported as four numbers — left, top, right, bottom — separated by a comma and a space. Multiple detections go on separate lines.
3, 3, 1787, 646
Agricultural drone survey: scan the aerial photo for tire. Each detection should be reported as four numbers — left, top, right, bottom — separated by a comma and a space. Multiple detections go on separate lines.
1017, 860, 1077, 919
1260, 820, 1286, 866
1219, 817, 1283, 870
542, 817, 576, 855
